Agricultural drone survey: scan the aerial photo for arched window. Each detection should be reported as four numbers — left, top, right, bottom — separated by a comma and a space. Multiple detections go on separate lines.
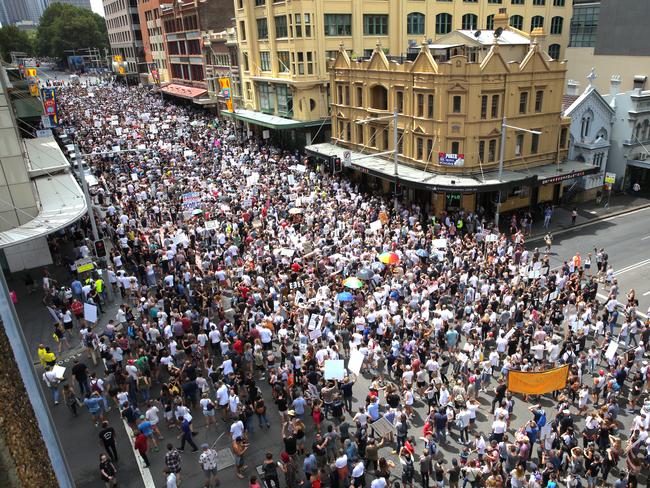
370, 85, 388, 110
531, 16, 544, 30
462, 13, 478, 30
580, 110, 593, 139
643, 120, 650, 141
550, 16, 563, 34
486, 14, 494, 30
509, 15, 524, 30
435, 13, 452, 34
636, 123, 643, 140
407, 12, 425, 35
548, 44, 561, 60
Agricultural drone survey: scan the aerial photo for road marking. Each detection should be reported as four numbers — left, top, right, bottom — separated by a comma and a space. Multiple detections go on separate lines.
121, 418, 156, 488
596, 293, 648, 319
643, 236, 650, 240
613, 258, 650, 276
601, 206, 650, 222
644, 291, 650, 296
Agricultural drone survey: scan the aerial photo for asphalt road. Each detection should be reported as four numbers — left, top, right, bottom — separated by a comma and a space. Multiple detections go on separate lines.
532, 206, 650, 315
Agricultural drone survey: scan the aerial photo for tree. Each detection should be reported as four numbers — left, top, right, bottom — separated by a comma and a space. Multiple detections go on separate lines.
36, 3, 109, 61
0, 25, 34, 62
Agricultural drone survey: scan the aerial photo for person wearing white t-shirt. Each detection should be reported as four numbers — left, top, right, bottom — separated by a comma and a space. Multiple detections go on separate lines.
230, 419, 244, 440
491, 415, 507, 442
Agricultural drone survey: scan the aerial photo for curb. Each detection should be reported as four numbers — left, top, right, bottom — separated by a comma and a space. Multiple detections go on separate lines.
527, 202, 650, 243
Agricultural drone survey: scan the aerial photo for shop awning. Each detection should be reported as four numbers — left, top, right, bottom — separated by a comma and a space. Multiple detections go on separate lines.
627, 159, 650, 170
222, 109, 330, 130
25, 136, 70, 177
305, 143, 533, 193
11, 95, 43, 118
305, 143, 600, 193
160, 83, 208, 99
0, 173, 87, 248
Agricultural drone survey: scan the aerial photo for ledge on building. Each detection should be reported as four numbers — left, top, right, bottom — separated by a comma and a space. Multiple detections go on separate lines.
160, 83, 208, 99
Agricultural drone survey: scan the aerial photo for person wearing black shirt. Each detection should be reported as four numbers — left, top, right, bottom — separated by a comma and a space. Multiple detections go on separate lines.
72, 359, 90, 396
492, 379, 507, 413
99, 421, 118, 461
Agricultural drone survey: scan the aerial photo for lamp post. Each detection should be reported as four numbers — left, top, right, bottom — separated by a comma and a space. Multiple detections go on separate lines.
494, 117, 542, 229
355, 109, 399, 211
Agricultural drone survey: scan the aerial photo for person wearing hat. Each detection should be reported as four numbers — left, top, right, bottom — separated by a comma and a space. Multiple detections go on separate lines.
198, 443, 219, 488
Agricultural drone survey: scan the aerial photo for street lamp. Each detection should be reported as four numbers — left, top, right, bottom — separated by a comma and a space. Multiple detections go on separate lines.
356, 109, 399, 211
494, 117, 542, 229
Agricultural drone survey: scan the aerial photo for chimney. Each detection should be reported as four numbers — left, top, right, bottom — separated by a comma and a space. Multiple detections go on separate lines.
493, 8, 509, 31
609, 75, 621, 97
633, 75, 647, 94
566, 79, 580, 96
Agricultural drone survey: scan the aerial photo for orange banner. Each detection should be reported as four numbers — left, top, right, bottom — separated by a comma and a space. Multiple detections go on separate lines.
507, 365, 569, 395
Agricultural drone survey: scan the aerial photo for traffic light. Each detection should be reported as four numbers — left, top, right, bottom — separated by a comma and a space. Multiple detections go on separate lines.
94, 239, 107, 258
333, 157, 342, 173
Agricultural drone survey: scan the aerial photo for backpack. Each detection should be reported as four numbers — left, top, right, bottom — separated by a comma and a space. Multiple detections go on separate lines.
536, 410, 546, 428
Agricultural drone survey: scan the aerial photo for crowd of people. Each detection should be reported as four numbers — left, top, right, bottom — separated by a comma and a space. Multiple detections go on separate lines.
36, 79, 650, 488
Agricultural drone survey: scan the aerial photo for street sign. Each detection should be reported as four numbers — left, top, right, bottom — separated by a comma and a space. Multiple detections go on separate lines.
343, 150, 352, 167
75, 258, 94, 273
604, 172, 616, 184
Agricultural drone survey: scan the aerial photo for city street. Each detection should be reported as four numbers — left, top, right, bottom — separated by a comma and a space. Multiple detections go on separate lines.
8, 204, 649, 488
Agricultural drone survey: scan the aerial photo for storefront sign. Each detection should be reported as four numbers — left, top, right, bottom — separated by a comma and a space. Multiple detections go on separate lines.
540, 170, 586, 185
438, 153, 465, 167
604, 172, 616, 184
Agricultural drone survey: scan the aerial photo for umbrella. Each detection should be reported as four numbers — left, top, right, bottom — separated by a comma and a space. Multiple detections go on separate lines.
356, 268, 374, 280
371, 262, 385, 272
378, 252, 400, 265
343, 277, 364, 289
336, 292, 354, 302
416, 249, 429, 258
288, 208, 303, 215
192, 209, 203, 215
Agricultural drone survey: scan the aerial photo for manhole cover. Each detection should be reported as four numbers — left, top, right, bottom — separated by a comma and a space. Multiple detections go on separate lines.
217, 448, 235, 471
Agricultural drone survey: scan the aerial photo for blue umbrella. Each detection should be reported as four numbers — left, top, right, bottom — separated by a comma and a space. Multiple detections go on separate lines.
371, 262, 385, 272
416, 249, 429, 258
336, 292, 354, 302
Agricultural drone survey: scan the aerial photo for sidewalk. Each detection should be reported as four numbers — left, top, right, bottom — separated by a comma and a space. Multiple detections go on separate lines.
527, 193, 650, 242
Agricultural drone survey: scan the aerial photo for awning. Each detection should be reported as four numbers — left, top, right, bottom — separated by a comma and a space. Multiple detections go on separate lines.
11, 95, 43, 118
222, 109, 330, 130
0, 173, 87, 248
305, 143, 599, 193
25, 136, 70, 177
160, 83, 208, 99
627, 159, 650, 170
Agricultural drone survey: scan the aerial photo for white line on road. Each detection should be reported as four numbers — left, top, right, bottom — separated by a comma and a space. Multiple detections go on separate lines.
602, 206, 650, 222
596, 293, 648, 319
642, 236, 650, 240
121, 418, 157, 488
644, 291, 650, 296
613, 258, 650, 276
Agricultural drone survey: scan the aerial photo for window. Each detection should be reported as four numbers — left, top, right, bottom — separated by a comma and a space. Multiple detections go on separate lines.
554, 0, 565, 5
277, 51, 290, 72
296, 52, 304, 75
534, 90, 543, 112
548, 44, 560, 59
396, 91, 404, 113
416, 94, 424, 117
478, 140, 485, 162
254, 0, 264, 5
258, 83, 273, 112
486, 14, 494, 30
397, 131, 404, 154
531, 16, 544, 30
519, 91, 528, 114
451, 141, 460, 154
242, 52, 249, 71
488, 139, 496, 162
306, 52, 314, 75
357, 86, 363, 105
550, 16, 563, 34
569, 4, 599, 47
491, 95, 499, 118
428, 95, 434, 118
464, 0, 478, 3
303, 14, 312, 37
533, 0, 545, 5
324, 14, 352, 36
417, 138, 424, 160
275, 15, 288, 38
260, 52, 271, 71
511, 0, 524, 4
294, 14, 302, 37
239, 21, 246, 41
560, 127, 567, 148
515, 134, 523, 156
364, 15, 388, 35
369, 127, 377, 147
531, 132, 539, 154
426, 139, 433, 161
407, 13, 425, 35
453, 95, 461, 113
436, 13, 452, 34
509, 15, 523, 30
480, 95, 488, 119
277, 84, 293, 115
462, 13, 478, 30
257, 18, 268, 39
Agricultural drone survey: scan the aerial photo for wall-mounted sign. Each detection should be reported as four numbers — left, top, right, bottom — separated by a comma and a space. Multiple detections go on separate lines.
438, 152, 464, 167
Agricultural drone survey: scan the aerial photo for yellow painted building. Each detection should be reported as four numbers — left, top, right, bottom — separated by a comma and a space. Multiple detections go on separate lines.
228, 0, 571, 146
306, 18, 597, 217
